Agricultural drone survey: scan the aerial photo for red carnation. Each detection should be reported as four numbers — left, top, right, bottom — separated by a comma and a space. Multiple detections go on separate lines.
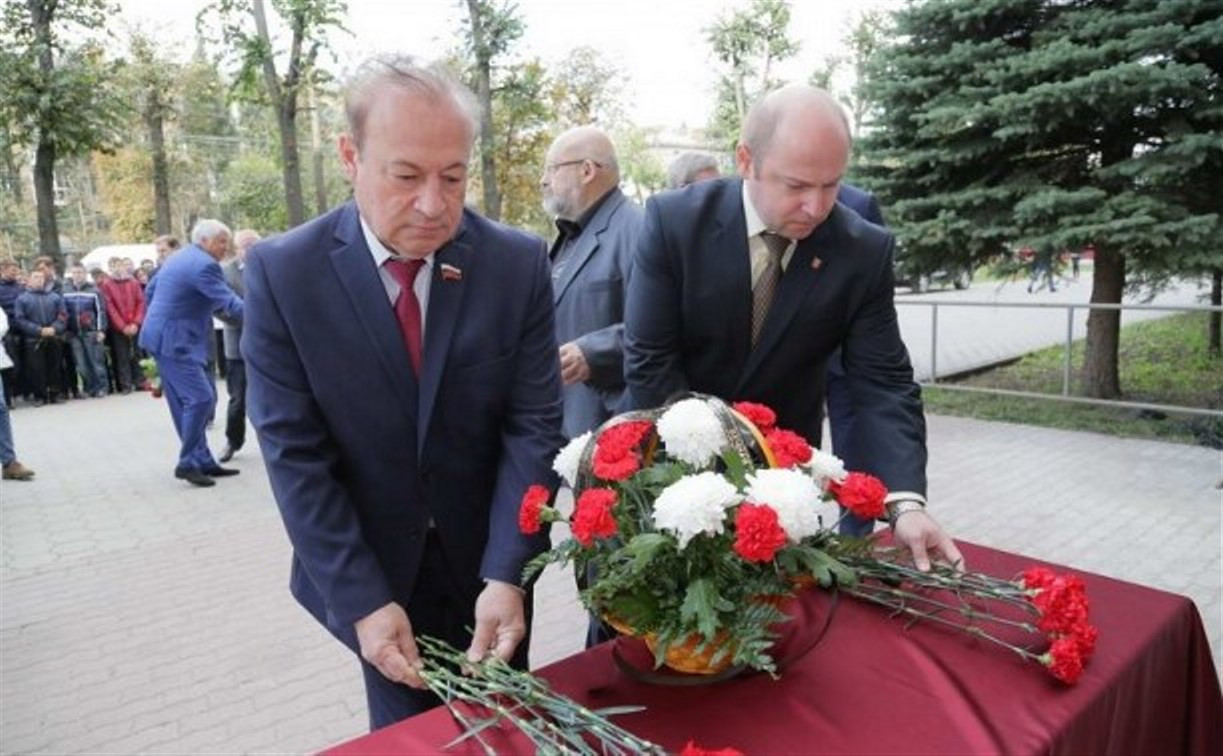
517, 485, 550, 535
598, 420, 653, 450
733, 401, 776, 431
828, 472, 888, 520
680, 741, 744, 756
733, 503, 788, 563
764, 428, 812, 468
1022, 566, 1056, 591
1071, 621, 1098, 659
1032, 573, 1090, 638
591, 421, 652, 481
592, 443, 640, 481
571, 488, 618, 547
1044, 636, 1085, 684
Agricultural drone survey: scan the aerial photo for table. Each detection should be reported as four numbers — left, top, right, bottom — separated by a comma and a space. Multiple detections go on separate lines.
324, 542, 1222, 755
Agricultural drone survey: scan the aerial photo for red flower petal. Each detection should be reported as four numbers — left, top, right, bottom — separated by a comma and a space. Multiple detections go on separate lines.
733, 503, 788, 563
732, 401, 776, 431
572, 488, 618, 547
517, 484, 550, 534
828, 472, 888, 520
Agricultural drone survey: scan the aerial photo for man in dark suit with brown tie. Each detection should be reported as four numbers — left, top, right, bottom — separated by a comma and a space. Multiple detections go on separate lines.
624, 85, 961, 570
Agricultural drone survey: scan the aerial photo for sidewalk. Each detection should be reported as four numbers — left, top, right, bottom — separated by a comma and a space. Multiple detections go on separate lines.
1, 389, 1219, 753
895, 276, 1209, 380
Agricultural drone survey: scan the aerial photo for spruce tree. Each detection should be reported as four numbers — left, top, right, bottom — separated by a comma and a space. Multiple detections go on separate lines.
862, 0, 1222, 398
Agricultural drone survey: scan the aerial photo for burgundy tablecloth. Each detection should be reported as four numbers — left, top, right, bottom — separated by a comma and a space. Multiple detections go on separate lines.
324, 541, 1223, 755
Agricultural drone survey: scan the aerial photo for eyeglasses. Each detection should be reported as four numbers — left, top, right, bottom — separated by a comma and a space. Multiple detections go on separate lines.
543, 158, 602, 175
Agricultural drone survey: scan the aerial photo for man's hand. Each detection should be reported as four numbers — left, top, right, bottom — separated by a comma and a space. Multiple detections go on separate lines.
466, 580, 527, 664
355, 602, 425, 689
39, 327, 54, 338
892, 510, 965, 572
123, 324, 138, 337
94, 331, 106, 343
558, 342, 591, 385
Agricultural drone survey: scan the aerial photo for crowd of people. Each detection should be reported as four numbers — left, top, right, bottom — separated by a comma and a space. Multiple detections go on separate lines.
0, 230, 259, 482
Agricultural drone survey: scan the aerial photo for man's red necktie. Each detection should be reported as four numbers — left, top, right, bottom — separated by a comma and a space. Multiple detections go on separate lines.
384, 257, 425, 374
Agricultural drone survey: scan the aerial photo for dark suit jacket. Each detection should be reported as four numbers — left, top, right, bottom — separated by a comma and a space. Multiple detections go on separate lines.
552, 187, 642, 438
837, 184, 885, 227
242, 202, 563, 646
139, 244, 243, 363
623, 178, 927, 494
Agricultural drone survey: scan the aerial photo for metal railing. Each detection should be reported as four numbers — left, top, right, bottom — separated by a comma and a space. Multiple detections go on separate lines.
896, 300, 1223, 419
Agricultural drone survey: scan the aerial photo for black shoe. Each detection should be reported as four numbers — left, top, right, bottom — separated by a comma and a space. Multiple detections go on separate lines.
202, 465, 240, 477
175, 467, 216, 487
219, 444, 239, 463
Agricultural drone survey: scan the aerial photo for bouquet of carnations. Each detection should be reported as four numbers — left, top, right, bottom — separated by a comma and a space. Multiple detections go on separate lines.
519, 394, 1098, 684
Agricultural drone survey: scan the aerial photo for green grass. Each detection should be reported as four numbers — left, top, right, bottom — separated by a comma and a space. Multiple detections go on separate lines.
922, 313, 1223, 447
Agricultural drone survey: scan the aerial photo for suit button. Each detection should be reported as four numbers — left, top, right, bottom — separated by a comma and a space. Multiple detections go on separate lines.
419, 468, 431, 484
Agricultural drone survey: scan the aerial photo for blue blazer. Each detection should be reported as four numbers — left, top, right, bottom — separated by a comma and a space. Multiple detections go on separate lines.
623, 178, 927, 494
139, 244, 243, 363
242, 202, 563, 644
552, 187, 642, 438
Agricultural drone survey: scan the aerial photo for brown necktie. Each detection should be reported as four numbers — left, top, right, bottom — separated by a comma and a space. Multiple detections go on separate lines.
384, 257, 426, 374
752, 232, 788, 346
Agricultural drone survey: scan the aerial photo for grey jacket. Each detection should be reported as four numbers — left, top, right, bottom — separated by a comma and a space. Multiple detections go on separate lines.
551, 187, 642, 438
220, 259, 245, 360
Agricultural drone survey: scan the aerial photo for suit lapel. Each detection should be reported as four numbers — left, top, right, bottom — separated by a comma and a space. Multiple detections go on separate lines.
328, 206, 419, 423
737, 213, 835, 391
416, 227, 473, 454
709, 182, 754, 383
552, 191, 622, 304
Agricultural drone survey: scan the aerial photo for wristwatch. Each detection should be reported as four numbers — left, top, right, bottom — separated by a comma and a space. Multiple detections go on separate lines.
886, 499, 926, 528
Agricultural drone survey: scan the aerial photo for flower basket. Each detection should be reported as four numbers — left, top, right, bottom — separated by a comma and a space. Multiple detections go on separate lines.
522, 394, 877, 677
522, 394, 1100, 686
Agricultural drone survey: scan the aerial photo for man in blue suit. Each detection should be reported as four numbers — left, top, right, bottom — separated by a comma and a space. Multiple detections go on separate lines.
827, 183, 886, 535
139, 219, 244, 487
624, 85, 962, 570
541, 126, 642, 439
242, 56, 563, 730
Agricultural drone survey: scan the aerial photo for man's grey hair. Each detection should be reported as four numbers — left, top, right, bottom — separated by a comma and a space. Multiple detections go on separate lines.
667, 152, 720, 189
344, 54, 481, 149
190, 219, 232, 246
741, 85, 852, 164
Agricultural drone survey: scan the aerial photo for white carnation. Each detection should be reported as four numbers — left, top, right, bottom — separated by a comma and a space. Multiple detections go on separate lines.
651, 472, 741, 549
804, 450, 848, 488
745, 468, 824, 541
656, 398, 725, 468
552, 431, 592, 488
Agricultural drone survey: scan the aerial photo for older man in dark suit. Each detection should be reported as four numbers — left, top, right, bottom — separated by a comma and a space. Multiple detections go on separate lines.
139, 219, 244, 487
541, 126, 642, 438
624, 85, 961, 571
242, 55, 563, 730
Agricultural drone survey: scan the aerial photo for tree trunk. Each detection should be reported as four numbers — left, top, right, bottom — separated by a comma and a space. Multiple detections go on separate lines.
465, 0, 501, 221
252, 0, 305, 228
29, 0, 62, 265
277, 101, 306, 228
33, 140, 61, 264
147, 90, 172, 235
1081, 246, 1125, 398
1209, 268, 1221, 357
309, 81, 327, 215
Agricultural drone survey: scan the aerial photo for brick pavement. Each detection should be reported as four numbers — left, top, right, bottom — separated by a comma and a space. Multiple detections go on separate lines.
1, 389, 1219, 754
